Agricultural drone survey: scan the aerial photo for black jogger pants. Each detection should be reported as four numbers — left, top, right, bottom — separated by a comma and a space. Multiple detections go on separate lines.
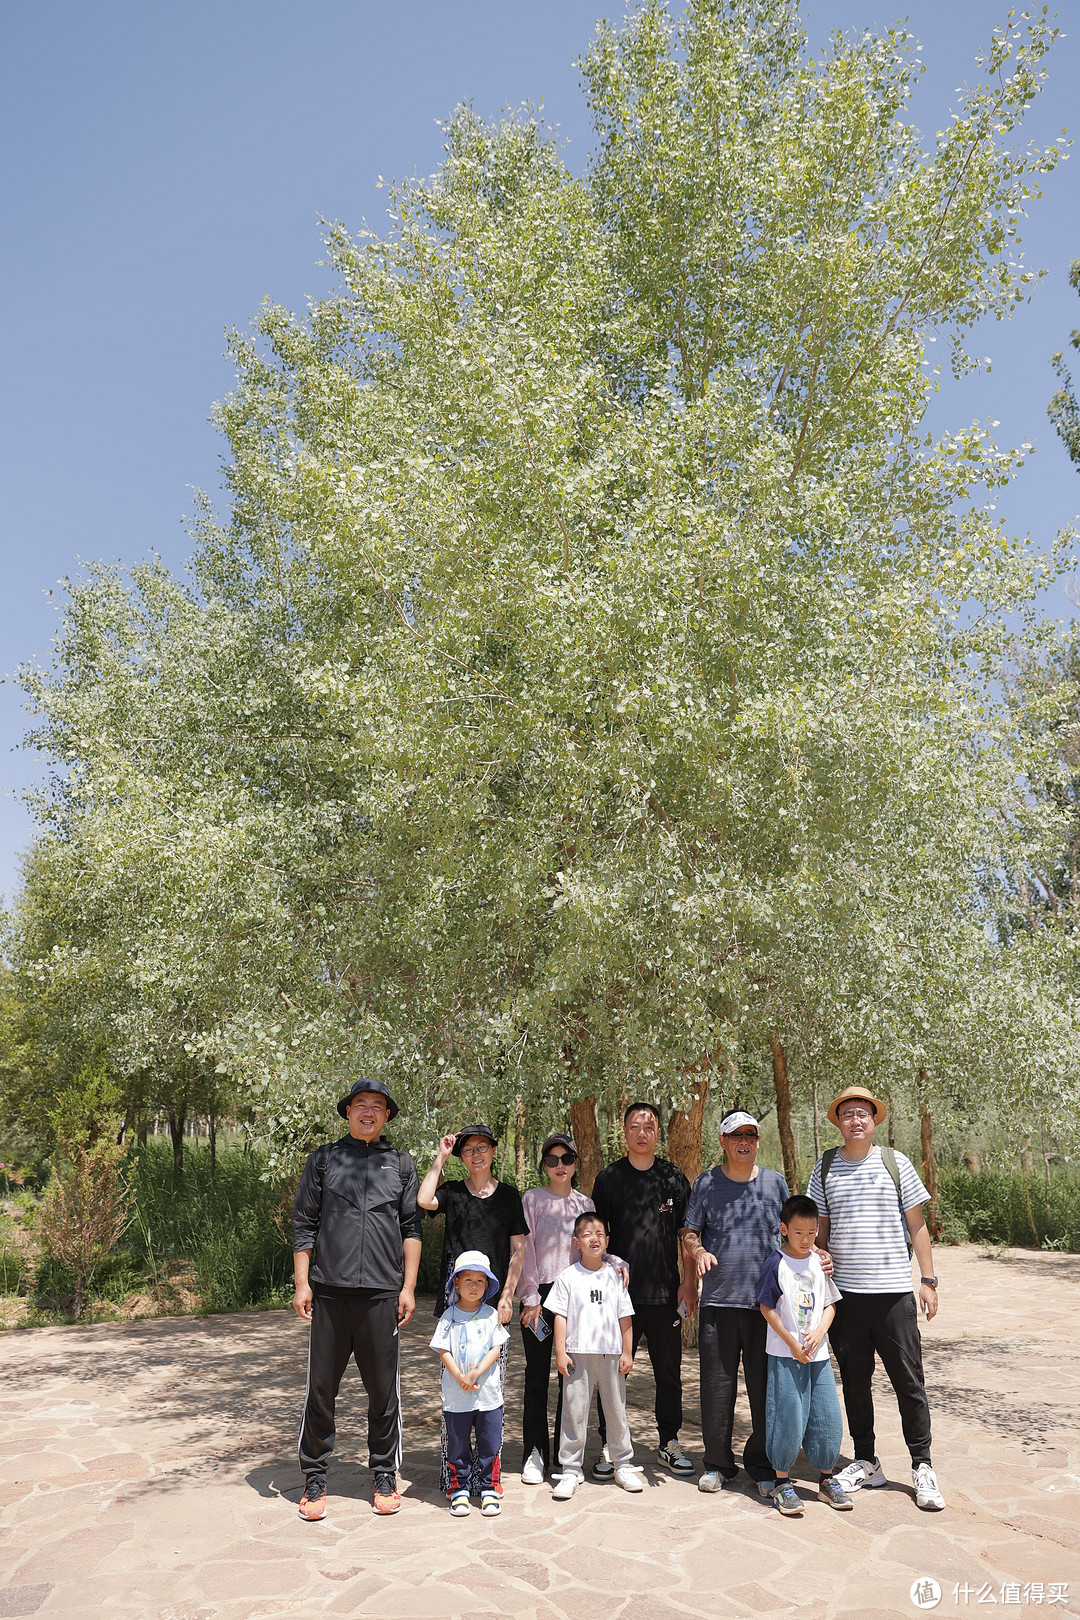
827, 1289, 932, 1467
297, 1288, 402, 1481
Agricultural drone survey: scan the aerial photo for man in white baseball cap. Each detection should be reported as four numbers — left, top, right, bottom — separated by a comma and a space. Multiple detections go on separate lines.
681, 1111, 790, 1495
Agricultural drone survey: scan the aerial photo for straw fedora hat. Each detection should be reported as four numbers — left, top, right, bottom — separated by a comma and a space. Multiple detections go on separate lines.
826, 1085, 887, 1128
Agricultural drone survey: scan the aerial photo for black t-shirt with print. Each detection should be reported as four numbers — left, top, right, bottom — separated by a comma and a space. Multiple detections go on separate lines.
429, 1179, 528, 1315
590, 1156, 690, 1307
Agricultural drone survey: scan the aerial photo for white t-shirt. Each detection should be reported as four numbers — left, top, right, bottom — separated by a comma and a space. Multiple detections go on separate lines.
429, 1303, 509, 1413
806, 1146, 929, 1294
755, 1250, 841, 1361
545, 1259, 635, 1355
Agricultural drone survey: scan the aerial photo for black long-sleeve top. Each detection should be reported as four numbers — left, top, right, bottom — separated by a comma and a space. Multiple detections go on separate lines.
293, 1135, 422, 1292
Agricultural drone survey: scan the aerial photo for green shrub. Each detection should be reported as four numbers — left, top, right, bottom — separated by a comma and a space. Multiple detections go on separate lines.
0, 1247, 26, 1294
937, 1168, 1080, 1251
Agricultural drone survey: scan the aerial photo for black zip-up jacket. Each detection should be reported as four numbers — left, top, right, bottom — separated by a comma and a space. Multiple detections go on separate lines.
293, 1135, 422, 1292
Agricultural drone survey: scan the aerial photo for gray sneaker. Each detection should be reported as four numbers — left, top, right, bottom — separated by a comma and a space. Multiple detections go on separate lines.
818, 1476, 854, 1511
772, 1480, 803, 1517
698, 1470, 724, 1493
755, 1477, 778, 1499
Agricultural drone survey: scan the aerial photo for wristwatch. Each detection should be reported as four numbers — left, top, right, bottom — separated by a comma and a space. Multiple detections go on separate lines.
920, 1276, 938, 1288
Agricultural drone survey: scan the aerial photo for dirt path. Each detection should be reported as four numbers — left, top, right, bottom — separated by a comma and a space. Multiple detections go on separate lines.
0, 1245, 1077, 1619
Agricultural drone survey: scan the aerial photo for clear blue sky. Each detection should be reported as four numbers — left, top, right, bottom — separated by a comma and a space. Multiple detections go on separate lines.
1, 2, 1077, 905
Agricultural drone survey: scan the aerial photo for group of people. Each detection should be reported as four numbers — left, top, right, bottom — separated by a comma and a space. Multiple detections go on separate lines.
291, 1077, 946, 1521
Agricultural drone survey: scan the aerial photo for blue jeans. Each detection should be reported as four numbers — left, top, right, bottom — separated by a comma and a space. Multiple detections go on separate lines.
765, 1355, 842, 1475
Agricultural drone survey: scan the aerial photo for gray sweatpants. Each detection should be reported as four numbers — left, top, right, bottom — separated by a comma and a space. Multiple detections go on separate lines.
559, 1353, 633, 1474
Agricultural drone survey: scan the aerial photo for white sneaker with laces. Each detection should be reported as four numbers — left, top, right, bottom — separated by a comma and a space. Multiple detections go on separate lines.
551, 1471, 582, 1500
912, 1463, 945, 1510
614, 1465, 644, 1493
833, 1457, 887, 1492
698, 1471, 724, 1493
521, 1449, 545, 1485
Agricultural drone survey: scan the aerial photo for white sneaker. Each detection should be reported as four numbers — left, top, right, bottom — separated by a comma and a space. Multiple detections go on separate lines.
912, 1463, 945, 1511
551, 1471, 582, 1501
521, 1449, 545, 1485
614, 1465, 644, 1493
656, 1439, 695, 1475
833, 1457, 887, 1492
698, 1471, 724, 1493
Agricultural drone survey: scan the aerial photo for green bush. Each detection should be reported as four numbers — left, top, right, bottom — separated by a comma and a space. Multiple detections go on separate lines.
0, 1246, 26, 1294
938, 1168, 1080, 1251
123, 1139, 293, 1311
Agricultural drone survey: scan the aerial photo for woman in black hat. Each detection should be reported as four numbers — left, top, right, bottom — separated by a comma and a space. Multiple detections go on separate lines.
418, 1124, 528, 1495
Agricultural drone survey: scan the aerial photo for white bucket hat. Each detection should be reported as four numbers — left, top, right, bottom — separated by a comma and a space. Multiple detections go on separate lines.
448, 1249, 500, 1302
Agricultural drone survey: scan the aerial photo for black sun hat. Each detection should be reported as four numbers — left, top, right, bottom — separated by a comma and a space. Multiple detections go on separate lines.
452, 1123, 498, 1156
336, 1079, 400, 1121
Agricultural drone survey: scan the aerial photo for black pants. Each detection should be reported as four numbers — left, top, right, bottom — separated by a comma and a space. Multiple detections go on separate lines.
698, 1305, 771, 1481
298, 1289, 401, 1481
520, 1281, 564, 1471
828, 1290, 932, 1467
599, 1301, 683, 1449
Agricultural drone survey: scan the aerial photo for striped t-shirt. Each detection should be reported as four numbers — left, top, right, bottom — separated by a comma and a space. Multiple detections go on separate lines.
806, 1146, 929, 1295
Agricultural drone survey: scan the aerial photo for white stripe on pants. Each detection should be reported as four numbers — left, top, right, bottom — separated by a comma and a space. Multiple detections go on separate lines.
559, 1353, 633, 1475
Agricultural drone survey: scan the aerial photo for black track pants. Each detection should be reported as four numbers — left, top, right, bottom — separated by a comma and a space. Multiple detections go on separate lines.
298, 1290, 402, 1481
698, 1305, 771, 1481
827, 1290, 932, 1467
599, 1301, 683, 1449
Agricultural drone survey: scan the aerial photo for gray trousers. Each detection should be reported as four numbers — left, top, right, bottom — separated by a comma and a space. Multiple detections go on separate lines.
559, 1353, 633, 1475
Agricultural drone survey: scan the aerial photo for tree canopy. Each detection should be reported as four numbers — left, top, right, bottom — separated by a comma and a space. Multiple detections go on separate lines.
9, 0, 1078, 1175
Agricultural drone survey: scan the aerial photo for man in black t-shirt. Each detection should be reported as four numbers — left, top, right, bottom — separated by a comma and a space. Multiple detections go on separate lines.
591, 1102, 696, 1477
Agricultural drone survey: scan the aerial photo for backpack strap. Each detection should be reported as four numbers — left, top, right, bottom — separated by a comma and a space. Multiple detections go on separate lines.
820, 1146, 838, 1215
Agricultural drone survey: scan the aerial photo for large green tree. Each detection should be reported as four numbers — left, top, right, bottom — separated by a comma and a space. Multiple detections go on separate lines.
13, 0, 1077, 1175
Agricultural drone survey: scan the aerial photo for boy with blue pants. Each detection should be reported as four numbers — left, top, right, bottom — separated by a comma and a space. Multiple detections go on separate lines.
755, 1195, 851, 1516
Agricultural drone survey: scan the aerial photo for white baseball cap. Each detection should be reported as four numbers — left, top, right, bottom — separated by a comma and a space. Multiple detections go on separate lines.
719, 1111, 759, 1136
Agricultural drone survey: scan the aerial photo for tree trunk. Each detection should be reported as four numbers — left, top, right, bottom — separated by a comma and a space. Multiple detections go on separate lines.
811, 1078, 820, 1159
669, 1079, 709, 1188
209, 1111, 217, 1174
569, 1096, 603, 1195
514, 1093, 527, 1184
1040, 1123, 1052, 1190
137, 1120, 148, 1148
917, 1068, 943, 1241
168, 1108, 186, 1173
769, 1036, 798, 1193
73, 1266, 87, 1322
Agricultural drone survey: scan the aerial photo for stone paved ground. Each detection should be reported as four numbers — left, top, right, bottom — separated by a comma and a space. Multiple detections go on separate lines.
0, 1245, 1078, 1620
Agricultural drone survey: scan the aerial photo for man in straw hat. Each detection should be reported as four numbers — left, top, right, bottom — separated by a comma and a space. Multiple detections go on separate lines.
292, 1079, 422, 1520
806, 1085, 945, 1511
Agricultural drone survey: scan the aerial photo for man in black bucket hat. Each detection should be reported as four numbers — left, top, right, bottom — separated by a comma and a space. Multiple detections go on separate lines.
292, 1080, 421, 1521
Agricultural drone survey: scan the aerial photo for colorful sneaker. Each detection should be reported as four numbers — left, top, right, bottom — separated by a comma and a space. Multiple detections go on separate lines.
614, 1465, 644, 1493
912, 1463, 946, 1511
657, 1439, 695, 1476
833, 1457, 886, 1492
373, 1471, 401, 1515
521, 1448, 545, 1485
818, 1476, 854, 1511
480, 1491, 501, 1516
772, 1480, 804, 1517
552, 1471, 582, 1500
698, 1471, 724, 1493
592, 1446, 614, 1478
449, 1490, 470, 1517
298, 1477, 327, 1521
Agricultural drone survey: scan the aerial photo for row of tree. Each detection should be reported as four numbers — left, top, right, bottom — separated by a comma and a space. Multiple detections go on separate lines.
3, 0, 1079, 1192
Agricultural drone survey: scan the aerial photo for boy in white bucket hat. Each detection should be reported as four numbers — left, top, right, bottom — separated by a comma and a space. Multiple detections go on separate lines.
429, 1250, 509, 1517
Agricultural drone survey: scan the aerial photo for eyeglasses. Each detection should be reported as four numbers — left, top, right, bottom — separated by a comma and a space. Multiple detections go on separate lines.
542, 1152, 578, 1167
838, 1108, 874, 1122
460, 1141, 493, 1155
725, 1131, 758, 1141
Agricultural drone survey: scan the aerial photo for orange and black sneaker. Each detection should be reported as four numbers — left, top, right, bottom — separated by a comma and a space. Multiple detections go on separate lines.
373, 1470, 401, 1515
298, 1477, 327, 1521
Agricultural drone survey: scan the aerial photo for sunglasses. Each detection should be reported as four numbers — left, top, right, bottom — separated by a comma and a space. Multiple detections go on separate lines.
725, 1130, 758, 1141
542, 1152, 578, 1167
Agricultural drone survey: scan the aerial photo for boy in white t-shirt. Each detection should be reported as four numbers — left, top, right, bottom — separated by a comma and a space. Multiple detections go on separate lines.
546, 1212, 641, 1500
755, 1195, 850, 1517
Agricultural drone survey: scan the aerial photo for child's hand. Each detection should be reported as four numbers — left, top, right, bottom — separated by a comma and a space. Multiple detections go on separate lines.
556, 1354, 573, 1377
618, 1350, 633, 1377
458, 1371, 479, 1391
790, 1341, 811, 1365
801, 1325, 826, 1357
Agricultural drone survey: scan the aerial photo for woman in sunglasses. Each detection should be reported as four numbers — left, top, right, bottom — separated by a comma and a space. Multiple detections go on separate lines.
518, 1133, 625, 1484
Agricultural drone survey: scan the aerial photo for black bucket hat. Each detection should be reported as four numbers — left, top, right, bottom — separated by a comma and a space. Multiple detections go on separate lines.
452, 1122, 498, 1156
337, 1079, 400, 1121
